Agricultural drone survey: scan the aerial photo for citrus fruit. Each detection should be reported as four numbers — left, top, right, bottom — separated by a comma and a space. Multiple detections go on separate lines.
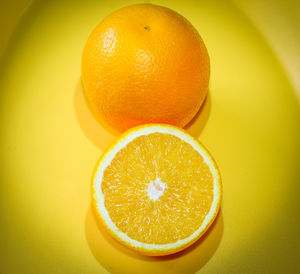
82, 4, 210, 133
91, 124, 221, 255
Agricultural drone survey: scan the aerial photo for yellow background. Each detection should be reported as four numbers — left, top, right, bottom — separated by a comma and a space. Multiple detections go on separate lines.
0, 0, 300, 273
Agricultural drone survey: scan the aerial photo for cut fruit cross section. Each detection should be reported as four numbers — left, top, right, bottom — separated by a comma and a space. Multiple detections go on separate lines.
92, 124, 221, 256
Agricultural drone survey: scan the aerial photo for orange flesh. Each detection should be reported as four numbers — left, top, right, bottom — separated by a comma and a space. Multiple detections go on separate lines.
102, 133, 214, 244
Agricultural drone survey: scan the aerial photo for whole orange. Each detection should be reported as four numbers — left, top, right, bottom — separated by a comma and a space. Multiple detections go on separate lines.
81, 4, 210, 133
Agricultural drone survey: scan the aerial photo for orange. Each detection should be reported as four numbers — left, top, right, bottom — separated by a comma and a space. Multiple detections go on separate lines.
91, 124, 221, 255
82, 4, 210, 133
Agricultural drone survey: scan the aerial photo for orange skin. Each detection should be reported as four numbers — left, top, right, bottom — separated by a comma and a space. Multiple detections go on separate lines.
82, 4, 210, 133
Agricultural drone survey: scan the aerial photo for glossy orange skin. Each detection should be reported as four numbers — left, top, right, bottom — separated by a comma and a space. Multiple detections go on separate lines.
82, 4, 210, 133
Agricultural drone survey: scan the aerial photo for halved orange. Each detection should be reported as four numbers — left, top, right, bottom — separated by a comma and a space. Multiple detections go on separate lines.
91, 124, 221, 256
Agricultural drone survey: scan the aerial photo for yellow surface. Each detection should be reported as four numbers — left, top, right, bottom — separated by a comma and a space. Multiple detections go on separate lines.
0, 0, 300, 273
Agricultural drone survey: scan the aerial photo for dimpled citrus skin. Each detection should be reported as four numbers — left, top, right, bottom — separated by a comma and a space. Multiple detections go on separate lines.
81, 4, 210, 133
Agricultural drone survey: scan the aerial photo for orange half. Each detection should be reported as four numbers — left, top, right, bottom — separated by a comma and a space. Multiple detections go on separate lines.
91, 124, 221, 255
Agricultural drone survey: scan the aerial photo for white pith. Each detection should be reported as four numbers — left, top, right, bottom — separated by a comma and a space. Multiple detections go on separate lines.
147, 177, 167, 201
93, 125, 221, 252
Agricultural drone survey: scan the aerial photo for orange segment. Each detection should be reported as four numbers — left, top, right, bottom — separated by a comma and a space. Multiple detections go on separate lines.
92, 124, 221, 255
102, 133, 214, 244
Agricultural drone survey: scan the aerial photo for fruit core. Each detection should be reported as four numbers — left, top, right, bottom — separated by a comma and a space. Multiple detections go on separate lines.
147, 177, 167, 201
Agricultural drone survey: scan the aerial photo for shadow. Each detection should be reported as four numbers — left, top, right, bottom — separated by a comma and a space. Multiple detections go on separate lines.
73, 80, 115, 150
185, 91, 211, 139
85, 204, 223, 274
